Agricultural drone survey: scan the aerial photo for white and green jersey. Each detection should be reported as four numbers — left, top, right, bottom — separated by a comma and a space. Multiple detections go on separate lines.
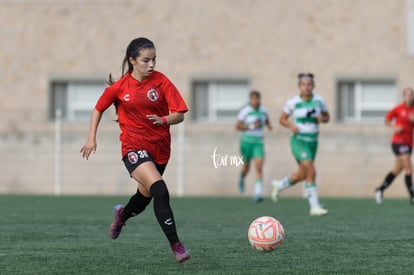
283, 93, 328, 142
238, 104, 269, 142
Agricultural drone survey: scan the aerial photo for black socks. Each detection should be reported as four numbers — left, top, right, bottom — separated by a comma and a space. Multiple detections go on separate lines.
379, 172, 414, 198
378, 172, 396, 191
150, 180, 179, 245
121, 190, 152, 222
405, 174, 414, 197
119, 180, 179, 245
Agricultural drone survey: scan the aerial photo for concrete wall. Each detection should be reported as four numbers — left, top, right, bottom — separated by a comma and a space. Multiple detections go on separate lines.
1, 0, 414, 198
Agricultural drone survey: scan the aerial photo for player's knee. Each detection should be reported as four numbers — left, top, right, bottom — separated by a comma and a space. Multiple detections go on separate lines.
303, 163, 314, 173
149, 180, 169, 199
392, 167, 401, 175
138, 185, 151, 197
402, 164, 411, 174
294, 169, 306, 181
305, 166, 316, 180
311, 171, 317, 182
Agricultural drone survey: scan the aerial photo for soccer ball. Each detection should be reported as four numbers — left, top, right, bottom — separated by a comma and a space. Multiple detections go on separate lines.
248, 216, 285, 252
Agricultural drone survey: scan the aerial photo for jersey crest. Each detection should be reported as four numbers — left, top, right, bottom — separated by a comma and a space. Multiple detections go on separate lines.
127, 152, 139, 164
147, 88, 159, 102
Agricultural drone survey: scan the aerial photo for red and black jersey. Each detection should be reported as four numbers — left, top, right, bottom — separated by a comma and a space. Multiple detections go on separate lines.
95, 70, 188, 164
386, 103, 414, 147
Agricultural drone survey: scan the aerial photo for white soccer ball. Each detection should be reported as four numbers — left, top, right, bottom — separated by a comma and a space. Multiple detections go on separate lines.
248, 216, 285, 252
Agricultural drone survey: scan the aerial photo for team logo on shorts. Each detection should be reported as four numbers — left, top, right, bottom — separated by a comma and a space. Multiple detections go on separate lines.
147, 89, 159, 102
127, 152, 139, 164
400, 146, 409, 153
301, 152, 307, 158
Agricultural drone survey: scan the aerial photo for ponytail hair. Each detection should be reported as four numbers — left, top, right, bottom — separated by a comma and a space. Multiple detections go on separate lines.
106, 37, 156, 119
106, 37, 156, 85
121, 37, 155, 77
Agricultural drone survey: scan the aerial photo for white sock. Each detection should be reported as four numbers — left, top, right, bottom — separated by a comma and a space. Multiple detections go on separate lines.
305, 183, 321, 209
255, 180, 262, 197
302, 182, 307, 198
277, 176, 291, 191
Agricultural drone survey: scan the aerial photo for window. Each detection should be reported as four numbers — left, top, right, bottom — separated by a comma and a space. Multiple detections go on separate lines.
191, 79, 250, 122
337, 80, 397, 123
408, 0, 414, 56
49, 79, 107, 122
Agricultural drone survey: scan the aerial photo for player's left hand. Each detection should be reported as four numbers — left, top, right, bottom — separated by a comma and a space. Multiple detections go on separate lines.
317, 114, 329, 123
317, 115, 324, 123
409, 113, 414, 123
147, 114, 164, 125
254, 120, 262, 129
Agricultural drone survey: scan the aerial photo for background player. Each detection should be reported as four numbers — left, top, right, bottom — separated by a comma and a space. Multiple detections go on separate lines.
270, 73, 329, 216
236, 91, 272, 203
375, 87, 414, 205
80, 37, 190, 263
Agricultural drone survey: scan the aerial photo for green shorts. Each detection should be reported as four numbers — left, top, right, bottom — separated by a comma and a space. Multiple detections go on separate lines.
240, 136, 264, 163
290, 135, 318, 162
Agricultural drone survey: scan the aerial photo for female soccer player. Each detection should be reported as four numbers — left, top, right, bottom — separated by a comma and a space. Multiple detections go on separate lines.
236, 91, 272, 203
375, 87, 414, 205
80, 37, 190, 263
270, 73, 329, 216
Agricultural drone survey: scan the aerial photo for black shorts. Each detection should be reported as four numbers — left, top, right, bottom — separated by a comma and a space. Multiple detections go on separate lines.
122, 150, 167, 176
391, 144, 412, 156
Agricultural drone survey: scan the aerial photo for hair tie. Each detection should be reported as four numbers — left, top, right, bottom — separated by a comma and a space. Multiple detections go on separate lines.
130, 43, 154, 57
298, 73, 314, 80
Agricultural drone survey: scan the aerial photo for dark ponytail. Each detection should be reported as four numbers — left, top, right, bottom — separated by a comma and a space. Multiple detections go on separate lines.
106, 37, 155, 85
106, 37, 156, 119
121, 37, 155, 77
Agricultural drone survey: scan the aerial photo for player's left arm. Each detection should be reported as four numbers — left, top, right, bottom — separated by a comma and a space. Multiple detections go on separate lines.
409, 112, 414, 123
265, 120, 272, 131
147, 112, 185, 126
147, 78, 188, 126
165, 112, 185, 125
317, 111, 330, 124
316, 98, 330, 124
265, 114, 273, 131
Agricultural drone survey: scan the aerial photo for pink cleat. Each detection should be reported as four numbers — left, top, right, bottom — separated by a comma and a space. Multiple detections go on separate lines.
109, 204, 125, 239
171, 241, 191, 263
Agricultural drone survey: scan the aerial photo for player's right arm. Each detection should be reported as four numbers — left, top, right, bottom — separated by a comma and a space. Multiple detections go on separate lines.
279, 112, 299, 133
385, 108, 402, 133
236, 120, 254, 131
80, 109, 103, 160
236, 106, 254, 131
80, 85, 117, 160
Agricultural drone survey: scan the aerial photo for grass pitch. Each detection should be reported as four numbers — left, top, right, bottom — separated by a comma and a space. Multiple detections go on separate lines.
1, 195, 413, 274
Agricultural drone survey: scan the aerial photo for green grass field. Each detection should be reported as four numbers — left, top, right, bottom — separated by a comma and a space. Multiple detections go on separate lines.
1, 195, 413, 274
